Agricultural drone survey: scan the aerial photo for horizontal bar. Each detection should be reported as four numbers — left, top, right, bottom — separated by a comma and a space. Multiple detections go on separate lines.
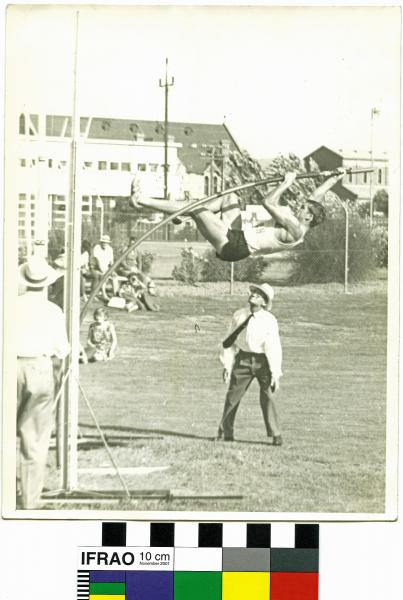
42, 489, 243, 500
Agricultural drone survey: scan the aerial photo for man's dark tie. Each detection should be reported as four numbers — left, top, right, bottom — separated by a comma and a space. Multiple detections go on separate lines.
222, 314, 253, 348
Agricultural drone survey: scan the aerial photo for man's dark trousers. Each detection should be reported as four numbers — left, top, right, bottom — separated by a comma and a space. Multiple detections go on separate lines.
218, 350, 281, 440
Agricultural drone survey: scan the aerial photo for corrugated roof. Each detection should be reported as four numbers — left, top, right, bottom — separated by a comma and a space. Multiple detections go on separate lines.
45, 114, 240, 174
85, 117, 239, 148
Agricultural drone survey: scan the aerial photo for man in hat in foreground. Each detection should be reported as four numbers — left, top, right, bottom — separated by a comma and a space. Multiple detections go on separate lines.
17, 256, 70, 508
217, 283, 283, 445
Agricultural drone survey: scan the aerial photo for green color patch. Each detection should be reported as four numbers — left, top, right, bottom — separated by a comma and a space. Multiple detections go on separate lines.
89, 582, 125, 595
174, 571, 221, 600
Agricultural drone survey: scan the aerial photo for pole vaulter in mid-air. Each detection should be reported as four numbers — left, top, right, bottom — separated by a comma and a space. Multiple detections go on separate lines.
81, 168, 372, 322
130, 168, 346, 262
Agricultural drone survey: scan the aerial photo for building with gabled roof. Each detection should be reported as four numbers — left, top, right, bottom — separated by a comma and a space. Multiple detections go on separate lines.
16, 112, 241, 254
304, 145, 388, 203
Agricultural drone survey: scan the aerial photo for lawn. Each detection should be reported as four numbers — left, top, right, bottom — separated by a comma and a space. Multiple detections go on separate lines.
45, 279, 388, 514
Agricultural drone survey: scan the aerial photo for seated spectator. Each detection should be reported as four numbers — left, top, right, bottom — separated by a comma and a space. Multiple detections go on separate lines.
49, 249, 67, 309
80, 240, 92, 300
117, 236, 139, 277
84, 307, 117, 362
119, 272, 160, 312
89, 235, 119, 301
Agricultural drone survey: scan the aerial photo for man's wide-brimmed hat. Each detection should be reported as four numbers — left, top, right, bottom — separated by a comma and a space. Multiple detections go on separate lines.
19, 256, 58, 288
99, 234, 111, 244
249, 283, 274, 308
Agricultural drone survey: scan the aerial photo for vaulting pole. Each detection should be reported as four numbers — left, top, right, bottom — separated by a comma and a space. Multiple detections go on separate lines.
80, 167, 372, 323
61, 11, 82, 490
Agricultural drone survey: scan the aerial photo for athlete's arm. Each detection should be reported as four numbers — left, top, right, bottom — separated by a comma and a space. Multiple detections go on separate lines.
263, 171, 297, 206
263, 204, 304, 242
309, 167, 345, 202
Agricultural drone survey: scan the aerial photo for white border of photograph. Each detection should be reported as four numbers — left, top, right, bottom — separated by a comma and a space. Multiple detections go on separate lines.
1, 3, 400, 521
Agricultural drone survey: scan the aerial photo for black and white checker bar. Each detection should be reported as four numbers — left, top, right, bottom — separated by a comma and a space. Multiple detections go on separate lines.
101, 522, 319, 549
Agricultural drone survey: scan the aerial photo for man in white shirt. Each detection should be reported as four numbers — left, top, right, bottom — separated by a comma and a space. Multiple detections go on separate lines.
217, 283, 283, 445
91, 234, 118, 301
130, 169, 345, 261
17, 256, 70, 509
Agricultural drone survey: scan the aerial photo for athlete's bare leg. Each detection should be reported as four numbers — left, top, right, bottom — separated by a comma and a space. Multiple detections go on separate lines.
131, 180, 243, 254
190, 193, 242, 253
218, 192, 242, 230
130, 185, 229, 215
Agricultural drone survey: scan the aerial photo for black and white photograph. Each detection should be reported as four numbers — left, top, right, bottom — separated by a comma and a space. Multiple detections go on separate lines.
2, 5, 400, 518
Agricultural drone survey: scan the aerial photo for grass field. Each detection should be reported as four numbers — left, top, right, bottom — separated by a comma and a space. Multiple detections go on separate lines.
46, 278, 388, 514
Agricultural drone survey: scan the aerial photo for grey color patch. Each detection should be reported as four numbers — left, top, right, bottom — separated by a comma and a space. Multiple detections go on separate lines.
222, 548, 270, 571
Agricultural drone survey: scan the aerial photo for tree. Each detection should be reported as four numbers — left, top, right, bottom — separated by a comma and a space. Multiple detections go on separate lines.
373, 189, 388, 216
225, 150, 323, 210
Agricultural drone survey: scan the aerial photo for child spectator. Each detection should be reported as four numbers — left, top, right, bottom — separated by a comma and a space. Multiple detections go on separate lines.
85, 307, 117, 362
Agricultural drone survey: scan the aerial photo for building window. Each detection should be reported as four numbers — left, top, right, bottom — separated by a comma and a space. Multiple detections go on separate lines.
82, 196, 92, 214
378, 169, 382, 184
363, 172, 368, 184
19, 114, 26, 134
98, 161, 107, 170
213, 176, 219, 193
83, 161, 93, 169
29, 114, 39, 135
110, 162, 119, 171
348, 172, 353, 183
150, 163, 158, 172
58, 160, 67, 169
138, 163, 146, 172
121, 162, 131, 171
204, 176, 209, 195
20, 158, 26, 167
385, 167, 388, 185
48, 159, 53, 168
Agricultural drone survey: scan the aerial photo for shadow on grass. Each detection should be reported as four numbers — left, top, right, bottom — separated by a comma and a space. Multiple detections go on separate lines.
78, 422, 272, 447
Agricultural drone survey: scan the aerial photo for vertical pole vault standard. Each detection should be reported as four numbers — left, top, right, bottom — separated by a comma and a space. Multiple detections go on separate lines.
62, 11, 82, 490
159, 58, 174, 199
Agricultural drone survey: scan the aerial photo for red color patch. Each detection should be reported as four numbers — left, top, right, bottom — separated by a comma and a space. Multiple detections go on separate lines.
271, 572, 319, 600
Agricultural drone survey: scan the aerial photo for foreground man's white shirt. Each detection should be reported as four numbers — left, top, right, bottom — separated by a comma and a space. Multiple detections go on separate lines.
220, 306, 283, 380
16, 292, 70, 359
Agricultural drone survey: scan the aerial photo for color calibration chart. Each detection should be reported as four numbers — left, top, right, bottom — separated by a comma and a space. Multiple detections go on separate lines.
77, 522, 319, 600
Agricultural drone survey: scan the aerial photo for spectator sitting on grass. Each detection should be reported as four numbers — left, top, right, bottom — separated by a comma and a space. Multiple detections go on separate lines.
85, 307, 117, 362
117, 236, 138, 277
118, 272, 160, 312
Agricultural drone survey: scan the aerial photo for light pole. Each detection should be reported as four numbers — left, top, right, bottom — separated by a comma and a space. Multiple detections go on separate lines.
159, 58, 174, 199
369, 107, 380, 228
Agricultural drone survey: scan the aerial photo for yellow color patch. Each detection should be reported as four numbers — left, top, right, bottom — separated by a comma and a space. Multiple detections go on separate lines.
222, 572, 270, 600
89, 596, 125, 600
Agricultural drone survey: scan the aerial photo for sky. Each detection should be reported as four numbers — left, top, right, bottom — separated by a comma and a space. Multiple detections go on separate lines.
5, 5, 401, 159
